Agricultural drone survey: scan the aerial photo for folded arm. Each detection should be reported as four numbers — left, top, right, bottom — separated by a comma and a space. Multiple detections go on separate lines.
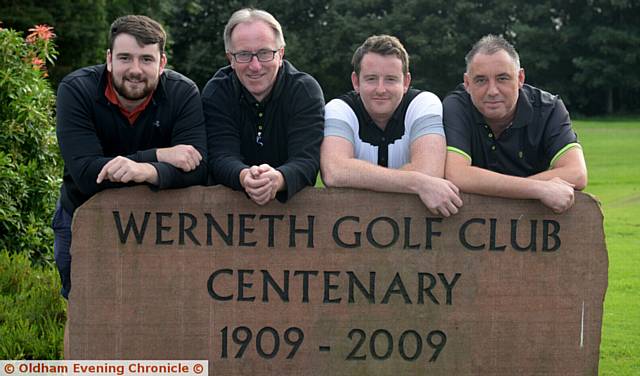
445, 151, 575, 213
273, 77, 325, 202
321, 135, 462, 217
529, 146, 587, 190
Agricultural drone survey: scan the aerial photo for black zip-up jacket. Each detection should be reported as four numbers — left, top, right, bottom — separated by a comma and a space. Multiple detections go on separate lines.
56, 64, 207, 214
202, 60, 325, 202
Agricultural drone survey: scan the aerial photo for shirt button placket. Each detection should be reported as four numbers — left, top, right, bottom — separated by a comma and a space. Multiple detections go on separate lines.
256, 108, 264, 146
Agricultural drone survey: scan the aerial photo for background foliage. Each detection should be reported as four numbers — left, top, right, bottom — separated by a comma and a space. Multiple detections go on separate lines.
0, 250, 65, 358
2, 0, 639, 115
0, 24, 60, 264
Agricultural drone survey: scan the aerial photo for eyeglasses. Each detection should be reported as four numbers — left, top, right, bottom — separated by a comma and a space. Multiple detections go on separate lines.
230, 49, 279, 63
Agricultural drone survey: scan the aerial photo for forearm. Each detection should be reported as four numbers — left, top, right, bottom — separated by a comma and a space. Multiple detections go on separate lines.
275, 157, 319, 199
153, 161, 206, 189
142, 163, 159, 185
529, 165, 587, 190
206, 121, 247, 189
399, 161, 423, 174
210, 156, 248, 190
322, 157, 425, 195
127, 149, 158, 163
446, 164, 548, 200
399, 135, 447, 178
400, 160, 443, 177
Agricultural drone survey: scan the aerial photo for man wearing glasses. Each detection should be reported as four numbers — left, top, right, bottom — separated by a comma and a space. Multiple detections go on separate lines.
202, 8, 324, 205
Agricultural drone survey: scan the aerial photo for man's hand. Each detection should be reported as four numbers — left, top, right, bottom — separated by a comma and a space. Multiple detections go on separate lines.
416, 176, 463, 217
97, 156, 158, 184
156, 145, 202, 172
240, 164, 285, 205
538, 177, 575, 213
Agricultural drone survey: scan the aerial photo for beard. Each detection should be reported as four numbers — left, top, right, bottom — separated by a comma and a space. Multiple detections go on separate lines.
111, 72, 157, 101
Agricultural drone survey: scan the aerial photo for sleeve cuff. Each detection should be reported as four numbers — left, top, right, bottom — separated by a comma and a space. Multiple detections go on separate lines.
131, 148, 158, 162
549, 143, 581, 169
149, 162, 164, 190
447, 146, 472, 162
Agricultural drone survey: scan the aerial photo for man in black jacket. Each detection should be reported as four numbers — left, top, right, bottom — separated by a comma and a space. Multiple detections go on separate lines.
54, 15, 207, 299
202, 8, 324, 205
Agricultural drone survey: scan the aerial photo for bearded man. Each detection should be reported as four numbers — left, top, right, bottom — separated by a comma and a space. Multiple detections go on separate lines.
54, 15, 207, 299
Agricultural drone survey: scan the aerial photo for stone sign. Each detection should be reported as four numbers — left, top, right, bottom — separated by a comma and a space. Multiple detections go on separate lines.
68, 186, 607, 375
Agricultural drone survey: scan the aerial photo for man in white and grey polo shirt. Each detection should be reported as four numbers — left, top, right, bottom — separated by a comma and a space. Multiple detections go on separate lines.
320, 35, 462, 217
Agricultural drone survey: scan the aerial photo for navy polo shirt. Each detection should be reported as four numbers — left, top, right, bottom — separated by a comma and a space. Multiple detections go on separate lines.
443, 83, 580, 177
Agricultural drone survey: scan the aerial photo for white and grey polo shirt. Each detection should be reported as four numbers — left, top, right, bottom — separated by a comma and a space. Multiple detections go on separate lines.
324, 89, 444, 168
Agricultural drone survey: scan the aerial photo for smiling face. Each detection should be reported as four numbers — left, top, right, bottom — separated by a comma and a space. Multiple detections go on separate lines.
228, 20, 283, 102
464, 49, 524, 129
107, 33, 166, 108
352, 52, 410, 129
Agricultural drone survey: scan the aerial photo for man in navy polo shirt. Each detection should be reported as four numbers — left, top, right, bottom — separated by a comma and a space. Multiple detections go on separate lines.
54, 15, 207, 299
320, 35, 462, 217
443, 35, 587, 213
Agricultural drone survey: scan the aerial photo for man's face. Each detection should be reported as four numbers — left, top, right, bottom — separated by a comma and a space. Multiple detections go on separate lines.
107, 33, 166, 104
352, 52, 410, 128
228, 20, 283, 102
464, 50, 524, 127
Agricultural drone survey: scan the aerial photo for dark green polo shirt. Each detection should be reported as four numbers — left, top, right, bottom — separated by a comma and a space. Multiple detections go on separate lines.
443, 84, 580, 177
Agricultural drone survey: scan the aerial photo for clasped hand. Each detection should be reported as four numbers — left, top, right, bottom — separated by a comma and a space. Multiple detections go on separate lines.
240, 164, 285, 205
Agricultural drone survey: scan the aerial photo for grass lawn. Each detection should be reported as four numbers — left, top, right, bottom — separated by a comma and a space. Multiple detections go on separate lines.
573, 118, 640, 375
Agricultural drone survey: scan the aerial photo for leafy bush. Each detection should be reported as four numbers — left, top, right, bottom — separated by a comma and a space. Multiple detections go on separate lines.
0, 23, 61, 264
0, 250, 65, 359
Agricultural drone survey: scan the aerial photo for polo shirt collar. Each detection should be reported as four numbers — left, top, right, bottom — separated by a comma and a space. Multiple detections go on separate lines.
471, 87, 534, 129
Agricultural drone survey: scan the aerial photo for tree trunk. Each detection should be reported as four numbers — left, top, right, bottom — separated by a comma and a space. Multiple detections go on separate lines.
606, 88, 614, 114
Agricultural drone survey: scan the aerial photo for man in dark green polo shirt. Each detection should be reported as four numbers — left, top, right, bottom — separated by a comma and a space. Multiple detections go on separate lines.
443, 35, 587, 213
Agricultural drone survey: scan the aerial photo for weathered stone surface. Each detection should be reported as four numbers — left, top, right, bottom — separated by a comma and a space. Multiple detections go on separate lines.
68, 186, 607, 375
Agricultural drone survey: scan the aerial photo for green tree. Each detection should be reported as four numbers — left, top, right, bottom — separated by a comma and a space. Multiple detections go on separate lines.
0, 0, 109, 84
570, 0, 640, 114
0, 250, 65, 358
0, 0, 175, 85
0, 24, 61, 263
507, 1, 575, 108
168, 0, 241, 86
168, 0, 518, 101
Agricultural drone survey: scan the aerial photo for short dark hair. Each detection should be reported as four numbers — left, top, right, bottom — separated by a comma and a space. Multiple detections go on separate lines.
352, 35, 409, 76
109, 15, 166, 54
465, 34, 520, 72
